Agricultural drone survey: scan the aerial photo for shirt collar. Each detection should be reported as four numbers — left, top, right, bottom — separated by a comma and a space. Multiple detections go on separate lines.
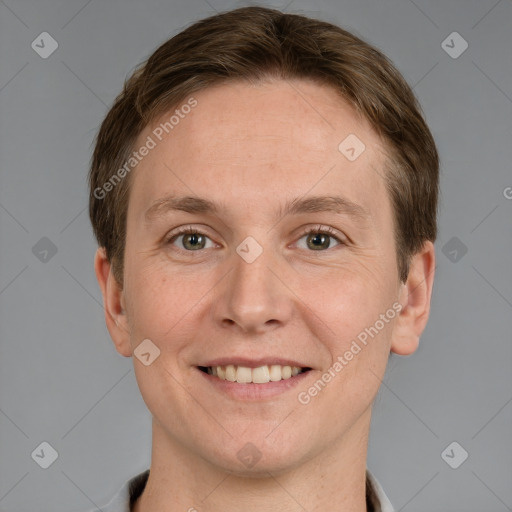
97, 468, 394, 512
366, 468, 395, 512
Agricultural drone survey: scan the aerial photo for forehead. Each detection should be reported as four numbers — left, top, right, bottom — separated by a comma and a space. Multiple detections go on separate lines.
128, 79, 390, 226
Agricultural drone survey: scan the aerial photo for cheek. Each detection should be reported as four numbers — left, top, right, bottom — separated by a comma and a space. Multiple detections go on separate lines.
312, 258, 394, 322
123, 257, 198, 345
304, 258, 398, 369
299, 269, 397, 421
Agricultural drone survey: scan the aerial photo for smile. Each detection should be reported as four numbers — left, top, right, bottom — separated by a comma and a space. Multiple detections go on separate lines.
198, 364, 311, 384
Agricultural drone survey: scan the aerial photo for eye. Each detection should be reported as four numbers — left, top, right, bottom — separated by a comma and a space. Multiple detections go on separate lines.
165, 224, 346, 252
165, 226, 216, 251
295, 225, 345, 251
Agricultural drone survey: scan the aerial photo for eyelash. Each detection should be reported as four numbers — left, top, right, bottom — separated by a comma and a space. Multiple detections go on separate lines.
164, 224, 346, 251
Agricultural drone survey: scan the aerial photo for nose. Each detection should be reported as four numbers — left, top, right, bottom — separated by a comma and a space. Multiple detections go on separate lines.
212, 243, 294, 334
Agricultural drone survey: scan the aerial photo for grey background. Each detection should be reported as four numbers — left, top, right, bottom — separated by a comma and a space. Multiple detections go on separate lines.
0, 0, 511, 510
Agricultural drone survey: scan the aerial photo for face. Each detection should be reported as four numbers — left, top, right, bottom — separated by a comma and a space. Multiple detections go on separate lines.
98, 79, 431, 476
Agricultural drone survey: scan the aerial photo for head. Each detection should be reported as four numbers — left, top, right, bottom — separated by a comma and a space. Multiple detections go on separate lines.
90, 6, 438, 474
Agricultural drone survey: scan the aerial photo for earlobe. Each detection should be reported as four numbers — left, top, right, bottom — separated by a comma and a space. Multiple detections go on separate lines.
390, 241, 436, 356
94, 247, 132, 357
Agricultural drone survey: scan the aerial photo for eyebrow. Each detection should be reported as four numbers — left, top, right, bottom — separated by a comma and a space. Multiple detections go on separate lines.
144, 194, 371, 224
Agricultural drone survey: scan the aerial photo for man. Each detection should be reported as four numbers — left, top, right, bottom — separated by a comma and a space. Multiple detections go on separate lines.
89, 6, 438, 511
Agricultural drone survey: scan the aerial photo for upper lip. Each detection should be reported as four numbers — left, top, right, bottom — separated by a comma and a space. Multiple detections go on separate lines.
198, 357, 311, 369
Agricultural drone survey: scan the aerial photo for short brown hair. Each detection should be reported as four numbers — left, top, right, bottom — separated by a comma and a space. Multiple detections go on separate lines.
88, 6, 439, 287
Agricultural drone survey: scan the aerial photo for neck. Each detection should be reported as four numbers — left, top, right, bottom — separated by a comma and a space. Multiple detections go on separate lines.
133, 409, 372, 512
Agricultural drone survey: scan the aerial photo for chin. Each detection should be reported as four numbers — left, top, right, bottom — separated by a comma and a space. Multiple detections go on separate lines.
202, 435, 311, 477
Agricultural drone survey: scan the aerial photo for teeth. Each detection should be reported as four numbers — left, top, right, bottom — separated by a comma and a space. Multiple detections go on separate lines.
225, 364, 236, 382
252, 365, 270, 383
206, 364, 305, 383
236, 366, 252, 383
269, 364, 283, 381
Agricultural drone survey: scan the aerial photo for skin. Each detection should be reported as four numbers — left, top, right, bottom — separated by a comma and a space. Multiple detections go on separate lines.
95, 78, 435, 512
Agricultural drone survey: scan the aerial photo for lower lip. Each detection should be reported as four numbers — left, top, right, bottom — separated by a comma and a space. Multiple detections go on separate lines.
196, 367, 313, 400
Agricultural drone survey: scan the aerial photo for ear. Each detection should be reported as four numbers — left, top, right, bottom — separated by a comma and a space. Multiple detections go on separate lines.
94, 247, 132, 357
391, 241, 436, 356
